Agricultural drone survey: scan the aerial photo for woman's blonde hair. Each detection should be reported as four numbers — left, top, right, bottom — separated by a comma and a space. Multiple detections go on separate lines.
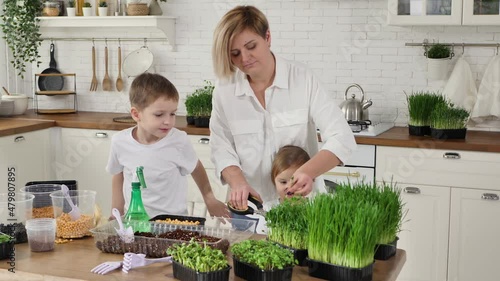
212, 5, 269, 79
271, 145, 311, 185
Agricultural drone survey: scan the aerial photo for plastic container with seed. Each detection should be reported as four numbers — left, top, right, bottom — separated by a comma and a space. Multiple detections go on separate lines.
20, 184, 62, 219
50, 190, 96, 238
26, 218, 56, 252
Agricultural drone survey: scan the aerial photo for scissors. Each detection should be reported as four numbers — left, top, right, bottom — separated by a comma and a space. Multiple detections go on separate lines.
227, 194, 266, 217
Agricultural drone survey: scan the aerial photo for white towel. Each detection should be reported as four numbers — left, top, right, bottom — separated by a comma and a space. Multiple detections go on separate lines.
471, 55, 500, 123
442, 56, 477, 112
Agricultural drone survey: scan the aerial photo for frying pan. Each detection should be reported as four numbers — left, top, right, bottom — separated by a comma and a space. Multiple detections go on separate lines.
38, 43, 64, 91
122, 46, 154, 77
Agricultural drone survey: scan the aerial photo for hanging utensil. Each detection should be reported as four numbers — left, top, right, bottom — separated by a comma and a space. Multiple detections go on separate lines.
90, 45, 98, 91
122, 40, 153, 77
102, 44, 112, 91
38, 43, 64, 91
116, 44, 124, 92
2, 87, 11, 95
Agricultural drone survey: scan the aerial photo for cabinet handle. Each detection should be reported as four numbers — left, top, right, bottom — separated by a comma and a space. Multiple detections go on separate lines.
481, 193, 499, 201
324, 171, 361, 178
404, 187, 421, 194
95, 132, 108, 138
443, 152, 461, 159
14, 136, 25, 142
198, 138, 210, 144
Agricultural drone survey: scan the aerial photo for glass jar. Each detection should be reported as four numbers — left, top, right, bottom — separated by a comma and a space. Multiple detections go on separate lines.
42, 2, 61, 17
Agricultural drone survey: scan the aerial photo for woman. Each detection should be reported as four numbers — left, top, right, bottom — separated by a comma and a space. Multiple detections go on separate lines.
210, 5, 356, 210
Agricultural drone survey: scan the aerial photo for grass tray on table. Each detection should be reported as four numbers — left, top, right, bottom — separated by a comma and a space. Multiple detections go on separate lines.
90, 217, 256, 258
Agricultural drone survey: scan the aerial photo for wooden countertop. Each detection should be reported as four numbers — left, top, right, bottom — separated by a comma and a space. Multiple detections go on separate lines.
3, 110, 500, 152
0, 237, 406, 281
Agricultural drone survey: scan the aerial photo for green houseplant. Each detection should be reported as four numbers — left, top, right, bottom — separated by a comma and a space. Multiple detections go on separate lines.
67, 0, 76, 16
405, 90, 446, 136
430, 101, 470, 139
167, 239, 230, 281
0, 233, 14, 260
185, 80, 214, 127
265, 196, 309, 266
231, 239, 296, 281
426, 43, 452, 80
1, 0, 43, 78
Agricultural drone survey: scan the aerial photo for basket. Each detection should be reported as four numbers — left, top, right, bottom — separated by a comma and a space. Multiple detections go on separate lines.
127, 3, 149, 16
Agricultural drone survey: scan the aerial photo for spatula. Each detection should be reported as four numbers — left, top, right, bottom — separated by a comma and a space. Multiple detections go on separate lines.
112, 208, 134, 243
61, 184, 81, 221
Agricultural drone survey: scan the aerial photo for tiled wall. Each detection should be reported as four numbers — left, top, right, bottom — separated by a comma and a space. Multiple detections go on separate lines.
2, 0, 500, 129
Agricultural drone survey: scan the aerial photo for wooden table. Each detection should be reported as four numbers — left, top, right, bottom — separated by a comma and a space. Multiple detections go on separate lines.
0, 237, 406, 281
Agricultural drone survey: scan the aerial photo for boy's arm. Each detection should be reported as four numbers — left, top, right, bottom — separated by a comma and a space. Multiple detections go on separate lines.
191, 160, 230, 218
110, 172, 125, 220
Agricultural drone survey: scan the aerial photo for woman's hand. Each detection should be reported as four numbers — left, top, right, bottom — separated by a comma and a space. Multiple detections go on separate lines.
229, 184, 262, 211
286, 172, 314, 197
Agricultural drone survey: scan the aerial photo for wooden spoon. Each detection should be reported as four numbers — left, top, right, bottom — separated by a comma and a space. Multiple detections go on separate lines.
2, 86, 11, 95
102, 46, 112, 91
116, 46, 124, 92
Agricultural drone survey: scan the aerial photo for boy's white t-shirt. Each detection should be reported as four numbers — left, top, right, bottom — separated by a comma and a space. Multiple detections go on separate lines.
106, 127, 198, 218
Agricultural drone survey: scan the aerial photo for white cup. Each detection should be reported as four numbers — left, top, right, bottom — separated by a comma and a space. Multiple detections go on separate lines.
26, 218, 56, 252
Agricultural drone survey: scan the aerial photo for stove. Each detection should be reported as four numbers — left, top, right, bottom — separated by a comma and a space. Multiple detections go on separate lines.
348, 120, 394, 136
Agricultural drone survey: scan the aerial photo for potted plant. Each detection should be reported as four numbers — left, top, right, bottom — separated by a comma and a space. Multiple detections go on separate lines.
185, 80, 214, 128
430, 101, 470, 139
307, 193, 384, 281
426, 43, 452, 80
0, 0, 43, 78
67, 0, 76, 16
98, 1, 108, 16
82, 2, 92, 16
231, 239, 296, 281
265, 196, 309, 266
0, 233, 14, 260
167, 239, 231, 281
406, 90, 446, 136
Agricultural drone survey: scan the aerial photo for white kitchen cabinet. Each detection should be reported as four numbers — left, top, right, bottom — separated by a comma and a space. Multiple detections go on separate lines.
395, 183, 450, 281
187, 135, 228, 217
388, 0, 463, 25
56, 128, 117, 219
463, 0, 500, 25
448, 188, 500, 281
0, 129, 52, 191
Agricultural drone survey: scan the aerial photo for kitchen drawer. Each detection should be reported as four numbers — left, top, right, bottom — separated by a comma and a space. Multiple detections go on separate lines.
318, 143, 375, 167
376, 146, 500, 190
323, 166, 375, 189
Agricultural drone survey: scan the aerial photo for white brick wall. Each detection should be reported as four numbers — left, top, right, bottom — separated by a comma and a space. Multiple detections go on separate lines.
1, 0, 499, 130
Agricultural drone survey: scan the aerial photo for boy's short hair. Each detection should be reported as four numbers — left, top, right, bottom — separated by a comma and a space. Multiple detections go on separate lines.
129, 73, 179, 110
271, 145, 311, 184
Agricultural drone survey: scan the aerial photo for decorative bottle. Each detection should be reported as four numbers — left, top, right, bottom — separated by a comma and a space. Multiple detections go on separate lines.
124, 166, 150, 232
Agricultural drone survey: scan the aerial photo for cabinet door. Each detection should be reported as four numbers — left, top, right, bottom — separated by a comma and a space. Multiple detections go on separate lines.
463, 0, 500, 25
448, 188, 500, 281
57, 128, 116, 218
388, 0, 463, 25
0, 129, 51, 190
395, 183, 450, 281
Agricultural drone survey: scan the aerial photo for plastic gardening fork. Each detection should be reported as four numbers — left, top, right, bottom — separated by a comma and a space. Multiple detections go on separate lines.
90, 261, 122, 275
112, 208, 134, 243
61, 184, 81, 221
121, 253, 172, 273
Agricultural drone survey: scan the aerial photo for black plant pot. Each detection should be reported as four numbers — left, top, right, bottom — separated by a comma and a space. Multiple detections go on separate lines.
233, 256, 294, 281
272, 241, 308, 267
172, 260, 231, 281
186, 116, 195, 125
307, 258, 373, 281
430, 128, 467, 140
408, 125, 431, 136
194, 117, 210, 128
0, 241, 14, 260
374, 237, 399, 260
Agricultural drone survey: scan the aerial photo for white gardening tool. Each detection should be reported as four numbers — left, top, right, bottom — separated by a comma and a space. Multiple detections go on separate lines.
122, 253, 172, 273
112, 208, 134, 243
90, 261, 122, 275
61, 184, 81, 221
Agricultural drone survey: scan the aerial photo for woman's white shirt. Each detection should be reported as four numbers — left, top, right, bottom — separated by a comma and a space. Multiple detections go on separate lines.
210, 55, 356, 204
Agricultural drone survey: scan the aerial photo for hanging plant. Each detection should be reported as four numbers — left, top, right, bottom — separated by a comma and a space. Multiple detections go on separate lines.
1, 0, 43, 78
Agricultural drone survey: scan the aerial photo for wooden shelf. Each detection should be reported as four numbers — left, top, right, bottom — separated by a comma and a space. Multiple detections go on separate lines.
34, 73, 78, 114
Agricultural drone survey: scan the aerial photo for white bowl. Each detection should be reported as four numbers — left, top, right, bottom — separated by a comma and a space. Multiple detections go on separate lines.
2, 94, 29, 115
0, 100, 14, 116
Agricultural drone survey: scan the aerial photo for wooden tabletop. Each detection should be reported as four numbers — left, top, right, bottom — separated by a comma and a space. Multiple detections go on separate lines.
0, 237, 406, 281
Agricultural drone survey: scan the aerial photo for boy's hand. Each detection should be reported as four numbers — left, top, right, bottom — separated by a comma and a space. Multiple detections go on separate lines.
205, 196, 230, 218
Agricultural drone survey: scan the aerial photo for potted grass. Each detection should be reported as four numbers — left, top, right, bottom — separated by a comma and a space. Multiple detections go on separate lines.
430, 102, 470, 140
231, 239, 296, 281
167, 239, 231, 281
265, 196, 309, 266
307, 193, 384, 281
185, 80, 214, 127
406, 90, 446, 136
426, 43, 452, 80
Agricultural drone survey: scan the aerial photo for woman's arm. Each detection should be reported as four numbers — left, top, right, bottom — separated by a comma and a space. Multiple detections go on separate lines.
191, 160, 229, 217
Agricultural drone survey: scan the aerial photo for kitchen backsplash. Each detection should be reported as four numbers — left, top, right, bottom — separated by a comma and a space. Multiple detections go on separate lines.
1, 0, 500, 130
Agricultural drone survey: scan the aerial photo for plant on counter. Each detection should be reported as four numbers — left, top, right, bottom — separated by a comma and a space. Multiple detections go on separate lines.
406, 90, 446, 127
167, 239, 229, 272
0, 0, 43, 78
0, 232, 14, 260
430, 102, 469, 130
231, 239, 296, 271
184, 80, 214, 127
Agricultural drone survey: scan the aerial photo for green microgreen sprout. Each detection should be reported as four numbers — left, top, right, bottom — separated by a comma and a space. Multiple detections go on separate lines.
231, 239, 296, 270
167, 238, 228, 272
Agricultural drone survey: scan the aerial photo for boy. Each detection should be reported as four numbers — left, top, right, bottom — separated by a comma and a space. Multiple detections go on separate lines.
106, 73, 227, 218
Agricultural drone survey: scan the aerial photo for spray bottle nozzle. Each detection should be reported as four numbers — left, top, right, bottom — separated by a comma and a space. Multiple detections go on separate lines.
136, 166, 147, 189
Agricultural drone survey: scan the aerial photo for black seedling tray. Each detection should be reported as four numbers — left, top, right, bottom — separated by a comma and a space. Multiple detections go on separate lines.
149, 214, 206, 225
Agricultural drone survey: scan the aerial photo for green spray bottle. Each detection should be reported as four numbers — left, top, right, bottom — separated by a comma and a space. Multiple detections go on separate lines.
124, 166, 150, 232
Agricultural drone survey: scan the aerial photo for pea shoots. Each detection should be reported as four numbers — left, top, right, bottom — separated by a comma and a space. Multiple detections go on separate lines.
231, 239, 296, 271
167, 238, 228, 272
